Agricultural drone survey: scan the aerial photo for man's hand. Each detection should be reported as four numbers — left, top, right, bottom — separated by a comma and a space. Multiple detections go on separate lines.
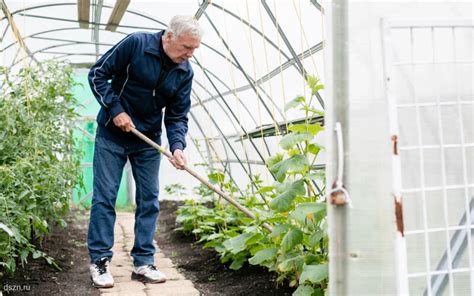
170, 149, 187, 170
113, 112, 135, 132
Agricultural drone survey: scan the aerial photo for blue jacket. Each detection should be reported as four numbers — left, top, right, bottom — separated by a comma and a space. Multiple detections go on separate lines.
88, 31, 193, 152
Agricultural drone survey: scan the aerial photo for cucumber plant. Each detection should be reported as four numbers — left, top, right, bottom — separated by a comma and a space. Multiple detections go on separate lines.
176, 76, 327, 295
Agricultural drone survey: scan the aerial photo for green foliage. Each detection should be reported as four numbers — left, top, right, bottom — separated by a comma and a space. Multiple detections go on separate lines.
164, 183, 187, 198
0, 61, 82, 275
176, 75, 328, 295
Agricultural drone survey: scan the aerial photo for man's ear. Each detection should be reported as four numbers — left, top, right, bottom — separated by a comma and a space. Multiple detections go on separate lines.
165, 31, 174, 41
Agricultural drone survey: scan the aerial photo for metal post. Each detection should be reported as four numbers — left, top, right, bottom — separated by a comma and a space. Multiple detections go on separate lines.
327, 0, 349, 294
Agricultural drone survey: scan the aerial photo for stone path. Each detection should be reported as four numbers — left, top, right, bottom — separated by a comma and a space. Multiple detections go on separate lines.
99, 212, 200, 296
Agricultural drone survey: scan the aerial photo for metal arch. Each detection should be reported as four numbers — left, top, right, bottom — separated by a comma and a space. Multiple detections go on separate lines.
203, 11, 282, 132
191, 90, 253, 179
187, 111, 245, 196
3, 0, 313, 118
195, 77, 255, 180
260, 0, 325, 109
207, 2, 293, 61
193, 41, 323, 108
33, 36, 113, 47
191, 82, 254, 177
310, 0, 325, 13
188, 112, 240, 191
194, 56, 273, 170
193, 69, 259, 126
190, 89, 265, 192
3, 0, 278, 116
0, 0, 37, 63
193, 60, 286, 123
260, 0, 307, 77
193, 79, 256, 135
10, 41, 98, 68
1, 26, 128, 52
194, 0, 210, 20
17, 13, 160, 31
0, 2, 168, 28
192, 79, 256, 178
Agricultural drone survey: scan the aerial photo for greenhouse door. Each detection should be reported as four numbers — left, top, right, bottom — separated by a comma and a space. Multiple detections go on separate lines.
383, 19, 474, 296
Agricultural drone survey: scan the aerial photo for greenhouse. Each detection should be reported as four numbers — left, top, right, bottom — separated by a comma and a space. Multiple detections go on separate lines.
0, 0, 472, 295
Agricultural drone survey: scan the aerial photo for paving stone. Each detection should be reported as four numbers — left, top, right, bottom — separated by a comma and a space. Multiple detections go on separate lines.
109, 266, 133, 278
158, 268, 186, 281
155, 258, 174, 269
100, 282, 146, 294
145, 289, 199, 296
155, 252, 166, 259
145, 280, 199, 296
100, 212, 196, 296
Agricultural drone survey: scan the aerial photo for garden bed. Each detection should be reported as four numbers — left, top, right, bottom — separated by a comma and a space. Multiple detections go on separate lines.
1, 209, 99, 296
155, 200, 296, 296
1, 200, 296, 295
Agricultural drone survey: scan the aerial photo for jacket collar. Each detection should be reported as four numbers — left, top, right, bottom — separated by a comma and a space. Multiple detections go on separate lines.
145, 30, 190, 72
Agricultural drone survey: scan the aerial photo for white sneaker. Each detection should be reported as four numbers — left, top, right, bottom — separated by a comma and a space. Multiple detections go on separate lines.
90, 257, 114, 288
131, 265, 167, 283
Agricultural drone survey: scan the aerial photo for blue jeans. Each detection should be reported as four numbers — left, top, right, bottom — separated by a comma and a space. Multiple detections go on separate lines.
87, 135, 161, 267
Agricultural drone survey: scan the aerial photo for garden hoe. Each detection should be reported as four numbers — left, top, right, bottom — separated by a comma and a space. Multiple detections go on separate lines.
131, 127, 273, 233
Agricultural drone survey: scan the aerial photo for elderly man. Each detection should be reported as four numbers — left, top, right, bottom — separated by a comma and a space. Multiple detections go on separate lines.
87, 15, 202, 288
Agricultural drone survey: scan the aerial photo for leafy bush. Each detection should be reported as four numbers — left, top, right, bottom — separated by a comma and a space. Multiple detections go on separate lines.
0, 62, 82, 274
177, 76, 327, 295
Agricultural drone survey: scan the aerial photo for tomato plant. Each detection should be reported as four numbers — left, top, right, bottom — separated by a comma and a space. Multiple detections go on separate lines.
0, 61, 82, 275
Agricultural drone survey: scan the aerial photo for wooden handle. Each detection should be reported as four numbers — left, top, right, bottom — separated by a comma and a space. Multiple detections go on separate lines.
130, 127, 273, 232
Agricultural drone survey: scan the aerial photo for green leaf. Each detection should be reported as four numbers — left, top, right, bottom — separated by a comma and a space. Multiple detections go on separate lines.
299, 264, 328, 285
20, 249, 29, 263
285, 95, 305, 111
280, 132, 313, 150
289, 202, 326, 224
32, 250, 43, 259
287, 124, 308, 133
223, 233, 256, 254
256, 186, 274, 194
309, 231, 325, 248
306, 75, 319, 90
0, 222, 14, 237
270, 180, 305, 212
306, 75, 324, 96
281, 228, 303, 252
307, 144, 321, 156
208, 172, 225, 184
270, 155, 310, 182
278, 255, 304, 272
269, 224, 290, 239
249, 247, 278, 265
229, 256, 246, 270
266, 153, 283, 168
293, 285, 314, 296
288, 123, 323, 136
301, 106, 325, 116
306, 172, 324, 181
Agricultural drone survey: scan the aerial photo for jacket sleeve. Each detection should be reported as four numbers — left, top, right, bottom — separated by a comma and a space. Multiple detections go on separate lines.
88, 33, 137, 119
165, 72, 193, 153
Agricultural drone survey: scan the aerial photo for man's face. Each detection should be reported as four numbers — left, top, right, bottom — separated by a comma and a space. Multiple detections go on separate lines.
163, 32, 201, 64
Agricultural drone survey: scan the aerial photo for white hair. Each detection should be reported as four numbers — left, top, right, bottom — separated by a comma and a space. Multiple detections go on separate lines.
165, 15, 203, 40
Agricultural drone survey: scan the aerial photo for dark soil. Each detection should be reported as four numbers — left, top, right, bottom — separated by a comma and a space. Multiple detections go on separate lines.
0, 208, 99, 296
1, 200, 295, 296
155, 200, 296, 296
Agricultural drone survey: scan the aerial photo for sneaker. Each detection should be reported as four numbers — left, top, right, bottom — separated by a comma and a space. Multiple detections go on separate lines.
90, 257, 114, 288
131, 265, 167, 283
